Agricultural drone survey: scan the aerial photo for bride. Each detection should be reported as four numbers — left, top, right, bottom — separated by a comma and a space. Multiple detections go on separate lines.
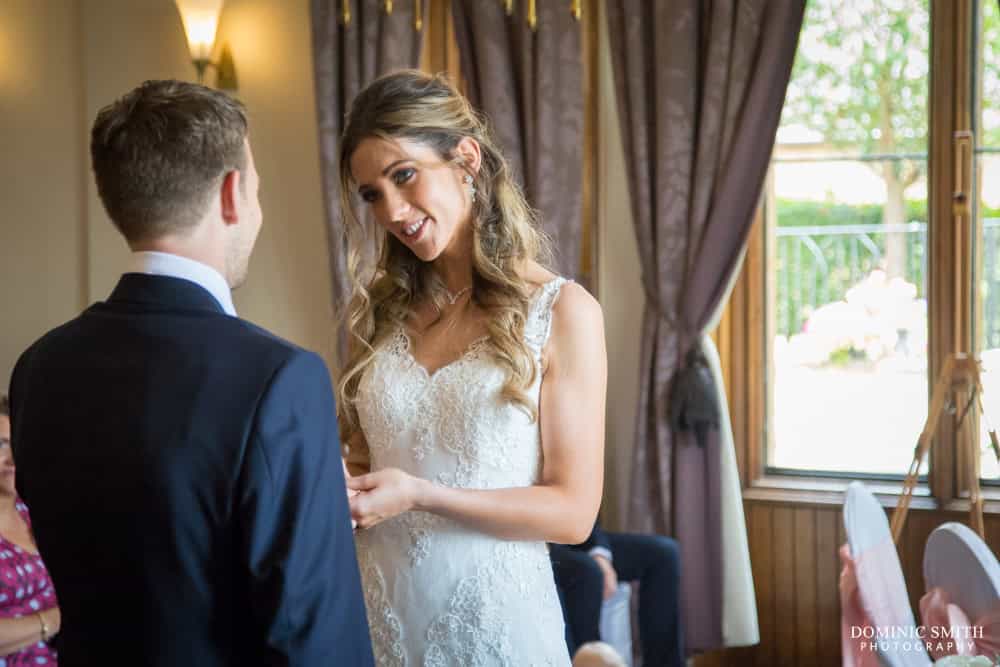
337, 70, 607, 666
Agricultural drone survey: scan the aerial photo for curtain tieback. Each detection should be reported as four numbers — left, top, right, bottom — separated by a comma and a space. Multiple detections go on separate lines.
668, 346, 721, 447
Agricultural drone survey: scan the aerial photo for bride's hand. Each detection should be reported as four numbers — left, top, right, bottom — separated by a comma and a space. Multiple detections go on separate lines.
347, 468, 426, 529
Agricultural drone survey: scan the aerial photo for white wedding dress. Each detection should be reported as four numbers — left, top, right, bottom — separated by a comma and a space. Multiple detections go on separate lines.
354, 277, 572, 667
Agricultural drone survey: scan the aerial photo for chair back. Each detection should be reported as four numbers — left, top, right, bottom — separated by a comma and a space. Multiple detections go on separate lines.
920, 522, 1000, 660
842, 481, 931, 666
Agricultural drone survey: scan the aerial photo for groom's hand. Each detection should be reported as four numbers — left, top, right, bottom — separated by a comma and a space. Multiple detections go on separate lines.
341, 459, 358, 530
347, 468, 425, 530
342, 459, 358, 495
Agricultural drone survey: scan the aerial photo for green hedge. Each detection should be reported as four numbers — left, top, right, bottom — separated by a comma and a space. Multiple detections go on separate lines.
775, 198, 1000, 228
775, 198, 928, 227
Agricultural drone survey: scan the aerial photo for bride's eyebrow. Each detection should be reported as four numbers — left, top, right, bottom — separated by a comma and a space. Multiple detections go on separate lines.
356, 159, 414, 191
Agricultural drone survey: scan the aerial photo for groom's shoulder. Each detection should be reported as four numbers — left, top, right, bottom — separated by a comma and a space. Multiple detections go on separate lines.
220, 317, 328, 371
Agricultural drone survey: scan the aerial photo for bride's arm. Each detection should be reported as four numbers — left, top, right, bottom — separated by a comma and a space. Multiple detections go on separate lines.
348, 283, 606, 545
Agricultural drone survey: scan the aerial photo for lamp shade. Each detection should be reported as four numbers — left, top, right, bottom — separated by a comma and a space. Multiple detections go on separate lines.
174, 0, 224, 62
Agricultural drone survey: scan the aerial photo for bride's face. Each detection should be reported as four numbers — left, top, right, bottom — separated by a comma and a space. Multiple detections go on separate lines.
349, 136, 477, 263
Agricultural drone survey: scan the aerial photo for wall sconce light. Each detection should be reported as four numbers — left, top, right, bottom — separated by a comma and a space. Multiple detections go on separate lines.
174, 0, 238, 90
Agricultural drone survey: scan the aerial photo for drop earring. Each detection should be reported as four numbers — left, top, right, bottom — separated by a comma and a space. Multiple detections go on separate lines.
463, 174, 477, 199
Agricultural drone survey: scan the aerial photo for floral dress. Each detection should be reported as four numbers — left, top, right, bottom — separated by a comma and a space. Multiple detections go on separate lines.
0, 499, 58, 666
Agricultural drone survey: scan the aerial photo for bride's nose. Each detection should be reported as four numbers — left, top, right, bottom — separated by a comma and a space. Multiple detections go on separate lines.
382, 188, 412, 225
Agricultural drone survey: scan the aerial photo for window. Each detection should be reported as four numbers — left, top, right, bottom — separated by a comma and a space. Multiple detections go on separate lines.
766, 0, 930, 477
974, 0, 1000, 482
725, 0, 998, 502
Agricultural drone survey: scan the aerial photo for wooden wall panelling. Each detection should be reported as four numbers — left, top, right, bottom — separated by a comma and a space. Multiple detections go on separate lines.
815, 507, 841, 666
748, 503, 775, 666
793, 508, 818, 663
772, 506, 797, 666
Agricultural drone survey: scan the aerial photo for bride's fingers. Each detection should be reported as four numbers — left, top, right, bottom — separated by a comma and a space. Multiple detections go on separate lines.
347, 473, 378, 491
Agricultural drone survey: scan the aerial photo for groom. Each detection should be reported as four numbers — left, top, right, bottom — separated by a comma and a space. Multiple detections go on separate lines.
8, 80, 373, 665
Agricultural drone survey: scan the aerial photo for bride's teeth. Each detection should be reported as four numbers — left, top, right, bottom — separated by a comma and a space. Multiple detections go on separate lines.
404, 218, 426, 236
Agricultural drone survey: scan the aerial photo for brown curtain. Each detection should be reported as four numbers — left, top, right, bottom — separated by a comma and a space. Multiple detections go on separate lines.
606, 0, 805, 654
311, 0, 427, 361
450, 0, 583, 281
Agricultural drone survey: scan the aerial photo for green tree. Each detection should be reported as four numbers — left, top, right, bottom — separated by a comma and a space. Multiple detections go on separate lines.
780, 0, 929, 278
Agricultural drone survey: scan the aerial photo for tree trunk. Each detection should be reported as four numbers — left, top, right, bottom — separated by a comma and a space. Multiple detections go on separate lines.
884, 169, 907, 279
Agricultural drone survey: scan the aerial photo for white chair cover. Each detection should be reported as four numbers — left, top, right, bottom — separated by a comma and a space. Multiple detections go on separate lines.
843, 481, 932, 667
599, 582, 633, 667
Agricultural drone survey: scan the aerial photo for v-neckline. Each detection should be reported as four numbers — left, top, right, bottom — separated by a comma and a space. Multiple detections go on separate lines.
397, 327, 489, 381
393, 276, 565, 381
0, 507, 39, 556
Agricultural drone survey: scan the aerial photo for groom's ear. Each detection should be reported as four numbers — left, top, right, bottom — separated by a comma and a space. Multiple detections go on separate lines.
219, 169, 242, 226
454, 136, 482, 175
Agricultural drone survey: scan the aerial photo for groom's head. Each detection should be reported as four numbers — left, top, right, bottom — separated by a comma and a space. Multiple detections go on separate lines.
90, 80, 262, 288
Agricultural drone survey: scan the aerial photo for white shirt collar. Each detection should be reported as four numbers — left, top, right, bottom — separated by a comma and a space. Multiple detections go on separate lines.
127, 251, 237, 317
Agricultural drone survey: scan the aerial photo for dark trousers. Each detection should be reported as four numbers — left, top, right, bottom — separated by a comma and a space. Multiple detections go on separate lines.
550, 533, 684, 667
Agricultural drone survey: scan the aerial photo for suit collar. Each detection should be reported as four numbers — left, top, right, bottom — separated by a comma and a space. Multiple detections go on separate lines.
106, 273, 229, 315
127, 251, 236, 316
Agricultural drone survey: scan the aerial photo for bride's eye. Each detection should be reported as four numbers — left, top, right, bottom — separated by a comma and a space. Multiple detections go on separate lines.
392, 168, 415, 186
360, 189, 379, 204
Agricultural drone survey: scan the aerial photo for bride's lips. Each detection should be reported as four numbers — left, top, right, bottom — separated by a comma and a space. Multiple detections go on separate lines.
400, 216, 430, 242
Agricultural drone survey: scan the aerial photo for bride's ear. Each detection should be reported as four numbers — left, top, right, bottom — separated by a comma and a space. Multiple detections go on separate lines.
454, 137, 482, 175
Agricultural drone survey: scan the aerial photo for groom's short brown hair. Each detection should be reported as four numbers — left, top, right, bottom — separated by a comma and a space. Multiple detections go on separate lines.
90, 79, 248, 244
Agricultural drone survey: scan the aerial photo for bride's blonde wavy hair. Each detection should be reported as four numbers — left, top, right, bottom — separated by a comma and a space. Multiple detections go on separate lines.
336, 70, 550, 436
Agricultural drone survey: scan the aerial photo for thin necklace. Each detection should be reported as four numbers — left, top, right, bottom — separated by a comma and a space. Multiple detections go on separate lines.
443, 285, 473, 305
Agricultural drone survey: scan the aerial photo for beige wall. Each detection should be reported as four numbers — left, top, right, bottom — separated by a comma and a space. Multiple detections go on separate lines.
0, 1, 87, 392
0, 0, 335, 388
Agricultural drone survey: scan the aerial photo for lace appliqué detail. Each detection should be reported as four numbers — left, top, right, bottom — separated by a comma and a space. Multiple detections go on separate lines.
400, 511, 444, 568
413, 422, 435, 462
423, 542, 560, 667
357, 546, 406, 667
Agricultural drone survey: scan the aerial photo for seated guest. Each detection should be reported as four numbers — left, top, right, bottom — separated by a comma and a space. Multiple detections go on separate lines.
0, 395, 60, 664
551, 522, 683, 667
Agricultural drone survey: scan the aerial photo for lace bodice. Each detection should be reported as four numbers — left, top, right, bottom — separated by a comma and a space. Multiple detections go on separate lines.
354, 277, 572, 667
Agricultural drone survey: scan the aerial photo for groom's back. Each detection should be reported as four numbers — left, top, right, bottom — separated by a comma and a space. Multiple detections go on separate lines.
9, 281, 316, 665
7, 79, 371, 666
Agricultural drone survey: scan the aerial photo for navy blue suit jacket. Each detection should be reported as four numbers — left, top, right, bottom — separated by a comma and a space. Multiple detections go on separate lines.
9, 274, 374, 666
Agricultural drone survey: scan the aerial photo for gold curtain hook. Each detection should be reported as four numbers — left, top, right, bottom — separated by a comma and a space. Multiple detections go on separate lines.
384, 0, 393, 14
341, 0, 351, 26
415, 0, 422, 30
528, 0, 536, 30
570, 0, 581, 20
502, 0, 513, 16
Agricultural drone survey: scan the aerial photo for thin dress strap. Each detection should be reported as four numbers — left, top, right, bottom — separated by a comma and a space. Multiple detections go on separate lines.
526, 277, 571, 355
